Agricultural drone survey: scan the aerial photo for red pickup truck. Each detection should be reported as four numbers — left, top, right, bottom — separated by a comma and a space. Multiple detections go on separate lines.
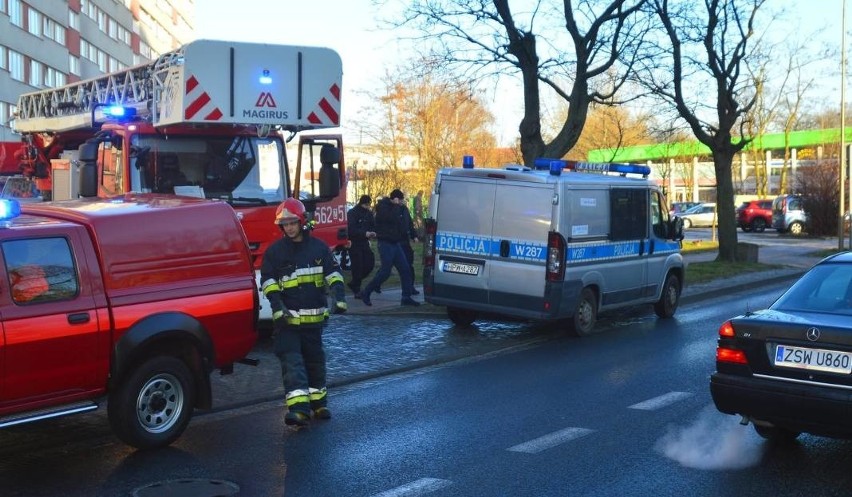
0, 194, 258, 449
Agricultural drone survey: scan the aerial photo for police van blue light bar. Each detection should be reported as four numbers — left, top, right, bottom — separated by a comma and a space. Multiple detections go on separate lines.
259, 69, 272, 85
533, 158, 651, 178
0, 198, 22, 221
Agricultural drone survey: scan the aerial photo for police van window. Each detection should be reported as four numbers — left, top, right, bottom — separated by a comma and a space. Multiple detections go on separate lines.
651, 191, 667, 238
567, 190, 608, 238
2, 237, 79, 304
610, 188, 648, 241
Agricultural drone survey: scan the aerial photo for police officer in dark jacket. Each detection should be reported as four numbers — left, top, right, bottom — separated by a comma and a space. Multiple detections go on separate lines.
399, 196, 420, 295
261, 198, 347, 427
346, 194, 376, 298
360, 189, 420, 307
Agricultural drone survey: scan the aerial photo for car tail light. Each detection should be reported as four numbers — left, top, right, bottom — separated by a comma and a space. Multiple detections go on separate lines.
423, 219, 437, 269
716, 347, 748, 364
546, 231, 566, 282
718, 320, 735, 337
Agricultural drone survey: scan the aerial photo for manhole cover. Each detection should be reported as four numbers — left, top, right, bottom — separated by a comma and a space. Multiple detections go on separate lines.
132, 478, 240, 497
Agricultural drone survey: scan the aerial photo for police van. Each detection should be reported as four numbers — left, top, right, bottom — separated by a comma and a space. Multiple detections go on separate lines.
422, 157, 685, 335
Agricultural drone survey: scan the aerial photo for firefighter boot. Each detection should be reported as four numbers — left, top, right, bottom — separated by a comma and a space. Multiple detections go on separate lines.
313, 407, 332, 420
284, 410, 311, 427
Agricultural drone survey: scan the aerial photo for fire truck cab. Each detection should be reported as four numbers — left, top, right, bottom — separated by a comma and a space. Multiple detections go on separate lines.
11, 39, 349, 323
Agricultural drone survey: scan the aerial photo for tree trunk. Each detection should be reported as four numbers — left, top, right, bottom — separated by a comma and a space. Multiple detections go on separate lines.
713, 150, 739, 262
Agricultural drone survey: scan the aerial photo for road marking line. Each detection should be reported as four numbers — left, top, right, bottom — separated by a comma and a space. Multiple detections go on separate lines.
628, 391, 693, 410
507, 427, 594, 454
371, 478, 452, 497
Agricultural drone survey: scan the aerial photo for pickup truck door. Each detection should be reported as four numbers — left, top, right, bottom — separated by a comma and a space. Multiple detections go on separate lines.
0, 227, 105, 411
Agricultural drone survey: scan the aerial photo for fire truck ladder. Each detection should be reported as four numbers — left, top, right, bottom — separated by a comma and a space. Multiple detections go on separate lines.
13, 47, 185, 134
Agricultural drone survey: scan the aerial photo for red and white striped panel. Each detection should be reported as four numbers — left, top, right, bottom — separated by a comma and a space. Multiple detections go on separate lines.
184, 75, 223, 121
307, 84, 341, 126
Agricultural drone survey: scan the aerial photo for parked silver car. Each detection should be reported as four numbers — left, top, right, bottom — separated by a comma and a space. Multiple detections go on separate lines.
679, 203, 718, 228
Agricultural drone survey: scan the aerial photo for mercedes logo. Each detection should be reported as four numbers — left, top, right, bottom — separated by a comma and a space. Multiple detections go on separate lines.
806, 327, 821, 341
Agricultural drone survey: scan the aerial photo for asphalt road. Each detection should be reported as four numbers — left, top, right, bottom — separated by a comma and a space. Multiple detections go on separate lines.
5, 281, 852, 497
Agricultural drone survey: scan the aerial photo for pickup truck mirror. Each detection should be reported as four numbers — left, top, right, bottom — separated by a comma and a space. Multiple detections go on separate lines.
317, 144, 340, 200
77, 141, 99, 198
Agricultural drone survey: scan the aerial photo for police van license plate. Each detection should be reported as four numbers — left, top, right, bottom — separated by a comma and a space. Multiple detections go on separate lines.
442, 261, 480, 275
774, 345, 852, 374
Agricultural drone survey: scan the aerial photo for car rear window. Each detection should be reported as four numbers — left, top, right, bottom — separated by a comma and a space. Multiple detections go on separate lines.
773, 263, 852, 315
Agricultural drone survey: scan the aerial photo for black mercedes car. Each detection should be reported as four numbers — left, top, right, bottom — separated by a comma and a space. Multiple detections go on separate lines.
710, 251, 852, 442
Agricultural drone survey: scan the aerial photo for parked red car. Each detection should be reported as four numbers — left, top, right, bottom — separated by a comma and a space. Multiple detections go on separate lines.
736, 199, 773, 232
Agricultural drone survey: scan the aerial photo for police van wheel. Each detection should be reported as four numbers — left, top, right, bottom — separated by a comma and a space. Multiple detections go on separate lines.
447, 306, 477, 327
571, 288, 597, 336
108, 356, 196, 449
654, 273, 681, 318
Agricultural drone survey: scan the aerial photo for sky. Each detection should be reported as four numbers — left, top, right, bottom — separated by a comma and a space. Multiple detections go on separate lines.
195, 0, 847, 148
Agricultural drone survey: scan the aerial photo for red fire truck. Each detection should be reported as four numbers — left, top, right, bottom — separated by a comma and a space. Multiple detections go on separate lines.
10, 39, 349, 322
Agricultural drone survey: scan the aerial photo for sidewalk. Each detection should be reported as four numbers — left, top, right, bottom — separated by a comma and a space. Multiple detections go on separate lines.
345, 235, 841, 315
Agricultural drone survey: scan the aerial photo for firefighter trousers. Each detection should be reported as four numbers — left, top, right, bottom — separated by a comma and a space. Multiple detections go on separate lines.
273, 323, 327, 414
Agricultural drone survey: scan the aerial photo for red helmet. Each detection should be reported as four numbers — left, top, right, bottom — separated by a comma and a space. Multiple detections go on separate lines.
274, 198, 307, 226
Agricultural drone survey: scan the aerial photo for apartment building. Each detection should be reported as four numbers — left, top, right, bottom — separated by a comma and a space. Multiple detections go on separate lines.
0, 0, 195, 172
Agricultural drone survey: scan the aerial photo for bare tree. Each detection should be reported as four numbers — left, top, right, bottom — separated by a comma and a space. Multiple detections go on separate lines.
387, 0, 651, 166
641, 0, 767, 262
360, 61, 497, 198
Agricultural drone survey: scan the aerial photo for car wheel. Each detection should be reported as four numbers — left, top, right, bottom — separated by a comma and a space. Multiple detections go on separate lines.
754, 423, 801, 443
571, 287, 597, 336
108, 356, 196, 449
682, 218, 692, 229
447, 306, 477, 327
740, 224, 753, 233
654, 272, 681, 318
751, 218, 767, 233
789, 221, 804, 235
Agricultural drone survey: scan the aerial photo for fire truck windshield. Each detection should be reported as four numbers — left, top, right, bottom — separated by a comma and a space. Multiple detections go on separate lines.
129, 134, 286, 204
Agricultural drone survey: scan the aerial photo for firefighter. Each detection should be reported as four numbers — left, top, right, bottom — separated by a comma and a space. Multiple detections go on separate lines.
260, 198, 347, 427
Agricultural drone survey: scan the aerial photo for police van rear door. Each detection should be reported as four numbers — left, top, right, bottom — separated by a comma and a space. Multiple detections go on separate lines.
488, 182, 553, 307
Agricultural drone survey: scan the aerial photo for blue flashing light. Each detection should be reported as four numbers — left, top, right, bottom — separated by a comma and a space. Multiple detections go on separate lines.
533, 158, 651, 177
259, 69, 272, 85
105, 105, 127, 117
0, 199, 22, 221
103, 105, 137, 121
549, 160, 562, 176
462, 155, 475, 169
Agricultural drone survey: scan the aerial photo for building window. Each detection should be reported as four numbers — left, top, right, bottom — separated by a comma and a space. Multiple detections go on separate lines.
28, 8, 41, 37
44, 16, 66, 45
0, 0, 6, 14
0, 45, 7, 70
68, 10, 79, 30
8, 0, 22, 28
69, 55, 80, 76
8, 50, 23, 81
29, 59, 43, 86
0, 102, 8, 127
97, 51, 106, 72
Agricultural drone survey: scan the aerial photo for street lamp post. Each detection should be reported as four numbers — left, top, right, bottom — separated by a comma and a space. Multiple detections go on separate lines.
841, 0, 848, 250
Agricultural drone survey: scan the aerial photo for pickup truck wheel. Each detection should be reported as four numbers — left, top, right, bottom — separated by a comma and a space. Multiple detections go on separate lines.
447, 306, 477, 327
654, 272, 681, 318
571, 288, 597, 336
108, 356, 196, 449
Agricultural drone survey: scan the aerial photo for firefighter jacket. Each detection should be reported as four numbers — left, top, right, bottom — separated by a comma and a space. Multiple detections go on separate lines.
260, 233, 346, 326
